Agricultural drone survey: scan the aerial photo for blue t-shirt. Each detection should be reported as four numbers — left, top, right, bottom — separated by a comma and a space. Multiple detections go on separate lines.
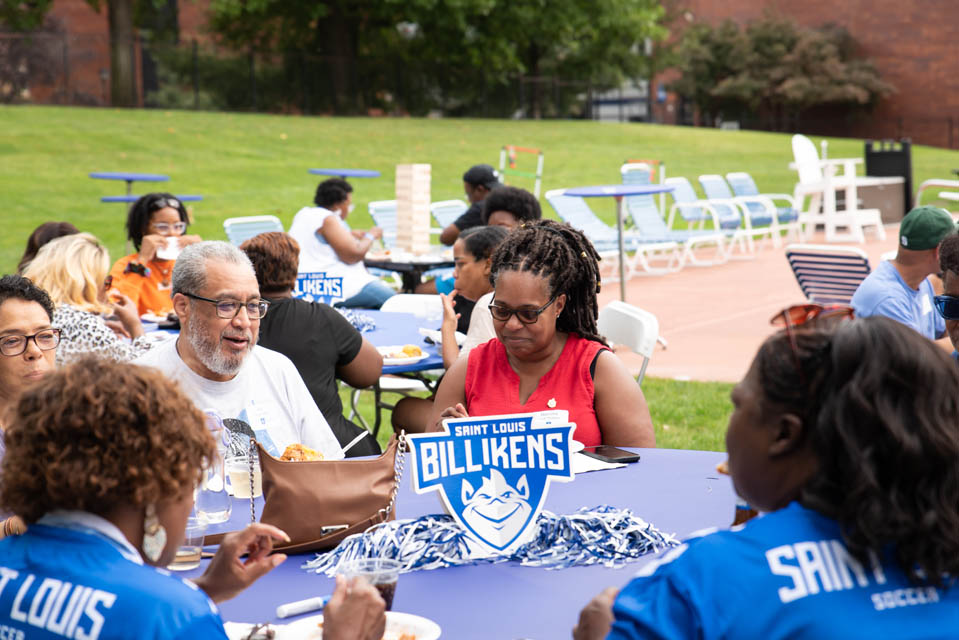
851, 260, 944, 340
0, 524, 227, 640
610, 502, 959, 639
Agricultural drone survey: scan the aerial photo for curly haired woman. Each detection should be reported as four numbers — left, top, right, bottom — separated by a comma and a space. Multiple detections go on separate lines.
0, 356, 386, 639
575, 315, 959, 639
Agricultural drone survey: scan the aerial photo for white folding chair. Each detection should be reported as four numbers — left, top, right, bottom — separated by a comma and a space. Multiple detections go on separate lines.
597, 300, 660, 385
222, 215, 284, 246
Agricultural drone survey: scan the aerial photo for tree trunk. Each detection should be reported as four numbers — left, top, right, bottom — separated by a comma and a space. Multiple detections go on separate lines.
527, 44, 541, 119
321, 4, 354, 113
107, 0, 137, 107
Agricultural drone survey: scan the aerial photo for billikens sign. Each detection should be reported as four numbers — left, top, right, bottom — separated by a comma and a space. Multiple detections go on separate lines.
408, 413, 575, 555
292, 272, 344, 305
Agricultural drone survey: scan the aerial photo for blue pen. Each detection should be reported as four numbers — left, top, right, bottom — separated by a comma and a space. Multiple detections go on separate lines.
275, 594, 332, 618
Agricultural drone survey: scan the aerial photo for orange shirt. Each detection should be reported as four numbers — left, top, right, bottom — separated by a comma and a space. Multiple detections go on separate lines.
109, 253, 176, 316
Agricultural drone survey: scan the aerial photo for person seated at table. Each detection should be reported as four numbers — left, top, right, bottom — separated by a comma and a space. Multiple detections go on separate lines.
574, 314, 959, 640
392, 225, 508, 434
851, 205, 956, 340
418, 185, 542, 295
0, 356, 387, 640
289, 178, 395, 309
458, 185, 543, 356
935, 233, 959, 362
240, 231, 383, 457
439, 164, 501, 246
109, 192, 202, 317
0, 274, 59, 541
429, 220, 655, 448
22, 233, 151, 364
16, 221, 79, 273
135, 241, 344, 460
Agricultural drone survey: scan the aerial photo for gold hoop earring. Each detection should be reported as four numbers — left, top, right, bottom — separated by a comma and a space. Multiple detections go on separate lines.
142, 504, 167, 563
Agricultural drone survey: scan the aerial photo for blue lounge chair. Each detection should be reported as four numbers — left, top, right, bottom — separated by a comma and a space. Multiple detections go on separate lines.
785, 243, 870, 305
698, 174, 779, 250
430, 200, 468, 229
544, 189, 681, 277
618, 169, 729, 267
223, 215, 283, 246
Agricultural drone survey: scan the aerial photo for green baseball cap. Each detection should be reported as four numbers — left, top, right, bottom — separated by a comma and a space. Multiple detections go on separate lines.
899, 205, 956, 250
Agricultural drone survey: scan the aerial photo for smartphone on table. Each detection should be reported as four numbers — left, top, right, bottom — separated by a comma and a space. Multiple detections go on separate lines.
581, 445, 641, 464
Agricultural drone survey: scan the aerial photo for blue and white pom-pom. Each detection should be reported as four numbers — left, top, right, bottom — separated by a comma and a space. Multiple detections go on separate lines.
303, 505, 679, 575
335, 308, 377, 332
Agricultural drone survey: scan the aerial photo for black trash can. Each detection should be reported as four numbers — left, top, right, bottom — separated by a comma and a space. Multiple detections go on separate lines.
865, 139, 912, 218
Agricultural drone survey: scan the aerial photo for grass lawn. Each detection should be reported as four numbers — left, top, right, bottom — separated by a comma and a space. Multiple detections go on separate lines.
4, 105, 956, 452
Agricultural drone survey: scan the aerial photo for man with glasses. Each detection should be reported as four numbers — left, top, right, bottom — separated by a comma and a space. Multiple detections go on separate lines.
0, 273, 59, 539
135, 242, 343, 459
935, 233, 959, 362
851, 205, 957, 340
109, 192, 203, 317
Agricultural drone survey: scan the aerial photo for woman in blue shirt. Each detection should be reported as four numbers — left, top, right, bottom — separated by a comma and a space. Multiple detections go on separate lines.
575, 314, 959, 639
0, 356, 386, 640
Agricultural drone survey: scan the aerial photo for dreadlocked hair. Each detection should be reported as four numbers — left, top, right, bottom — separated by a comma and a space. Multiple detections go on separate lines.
489, 219, 607, 346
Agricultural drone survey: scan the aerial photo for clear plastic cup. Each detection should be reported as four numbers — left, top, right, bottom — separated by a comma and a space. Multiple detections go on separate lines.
168, 516, 205, 571
226, 455, 262, 499
337, 558, 402, 610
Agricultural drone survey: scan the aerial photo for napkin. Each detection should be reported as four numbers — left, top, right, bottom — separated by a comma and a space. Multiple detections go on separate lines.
418, 327, 466, 347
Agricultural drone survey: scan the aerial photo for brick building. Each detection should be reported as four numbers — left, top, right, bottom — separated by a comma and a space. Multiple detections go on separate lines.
653, 0, 959, 148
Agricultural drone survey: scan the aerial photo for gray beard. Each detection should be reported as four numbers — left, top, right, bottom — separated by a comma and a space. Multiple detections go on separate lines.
185, 321, 251, 377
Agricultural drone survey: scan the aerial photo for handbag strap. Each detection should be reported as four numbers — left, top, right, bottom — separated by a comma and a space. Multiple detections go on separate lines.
380, 431, 407, 520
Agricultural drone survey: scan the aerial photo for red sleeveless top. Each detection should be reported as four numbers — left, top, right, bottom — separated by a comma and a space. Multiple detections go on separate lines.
464, 333, 607, 447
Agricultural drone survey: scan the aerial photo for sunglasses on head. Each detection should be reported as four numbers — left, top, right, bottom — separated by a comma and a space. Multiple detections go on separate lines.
770, 303, 855, 387
150, 197, 181, 212
934, 295, 959, 320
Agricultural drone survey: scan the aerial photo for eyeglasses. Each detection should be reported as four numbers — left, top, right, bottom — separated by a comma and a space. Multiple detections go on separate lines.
0, 329, 61, 357
150, 197, 181, 211
182, 292, 270, 319
934, 295, 959, 320
770, 303, 854, 387
489, 296, 557, 325
149, 221, 187, 235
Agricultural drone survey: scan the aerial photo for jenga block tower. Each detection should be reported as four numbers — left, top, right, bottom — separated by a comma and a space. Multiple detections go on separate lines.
395, 164, 432, 254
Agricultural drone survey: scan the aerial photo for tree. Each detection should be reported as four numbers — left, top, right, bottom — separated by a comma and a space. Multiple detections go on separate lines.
206, 0, 667, 116
672, 16, 893, 130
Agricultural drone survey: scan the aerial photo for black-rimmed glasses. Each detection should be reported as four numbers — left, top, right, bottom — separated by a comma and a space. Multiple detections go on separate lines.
489, 296, 558, 325
0, 329, 61, 357
182, 292, 270, 319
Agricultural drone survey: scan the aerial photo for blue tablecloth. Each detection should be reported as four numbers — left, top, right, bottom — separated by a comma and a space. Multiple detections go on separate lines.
564, 184, 674, 198
192, 447, 733, 638
359, 310, 444, 374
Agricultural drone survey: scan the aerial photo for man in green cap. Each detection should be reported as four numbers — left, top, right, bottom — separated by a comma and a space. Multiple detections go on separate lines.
851, 205, 957, 339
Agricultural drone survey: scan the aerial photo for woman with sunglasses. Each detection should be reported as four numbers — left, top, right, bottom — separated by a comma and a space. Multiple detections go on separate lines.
109, 192, 202, 317
23, 233, 152, 364
574, 314, 959, 639
429, 220, 655, 447
0, 274, 59, 541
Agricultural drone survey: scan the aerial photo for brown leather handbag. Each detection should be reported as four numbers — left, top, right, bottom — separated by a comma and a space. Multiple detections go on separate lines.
211, 433, 407, 554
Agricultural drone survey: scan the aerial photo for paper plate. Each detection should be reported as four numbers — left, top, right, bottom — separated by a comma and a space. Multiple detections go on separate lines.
282, 611, 441, 640
378, 346, 430, 366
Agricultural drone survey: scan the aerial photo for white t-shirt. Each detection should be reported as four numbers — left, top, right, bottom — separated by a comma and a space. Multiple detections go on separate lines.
458, 291, 496, 360
288, 206, 376, 301
134, 339, 344, 459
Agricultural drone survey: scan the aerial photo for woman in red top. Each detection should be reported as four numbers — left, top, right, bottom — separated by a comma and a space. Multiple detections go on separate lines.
430, 220, 655, 447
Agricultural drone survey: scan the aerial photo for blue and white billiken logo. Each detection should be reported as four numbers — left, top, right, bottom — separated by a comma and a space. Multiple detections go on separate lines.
408, 413, 575, 554
292, 272, 343, 305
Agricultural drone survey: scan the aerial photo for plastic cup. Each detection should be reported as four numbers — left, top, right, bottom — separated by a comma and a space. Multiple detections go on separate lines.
226, 456, 262, 499
337, 558, 402, 611
168, 516, 205, 571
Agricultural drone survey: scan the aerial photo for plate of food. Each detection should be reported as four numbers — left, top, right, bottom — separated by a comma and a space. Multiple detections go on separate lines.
378, 344, 429, 365
281, 611, 441, 640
